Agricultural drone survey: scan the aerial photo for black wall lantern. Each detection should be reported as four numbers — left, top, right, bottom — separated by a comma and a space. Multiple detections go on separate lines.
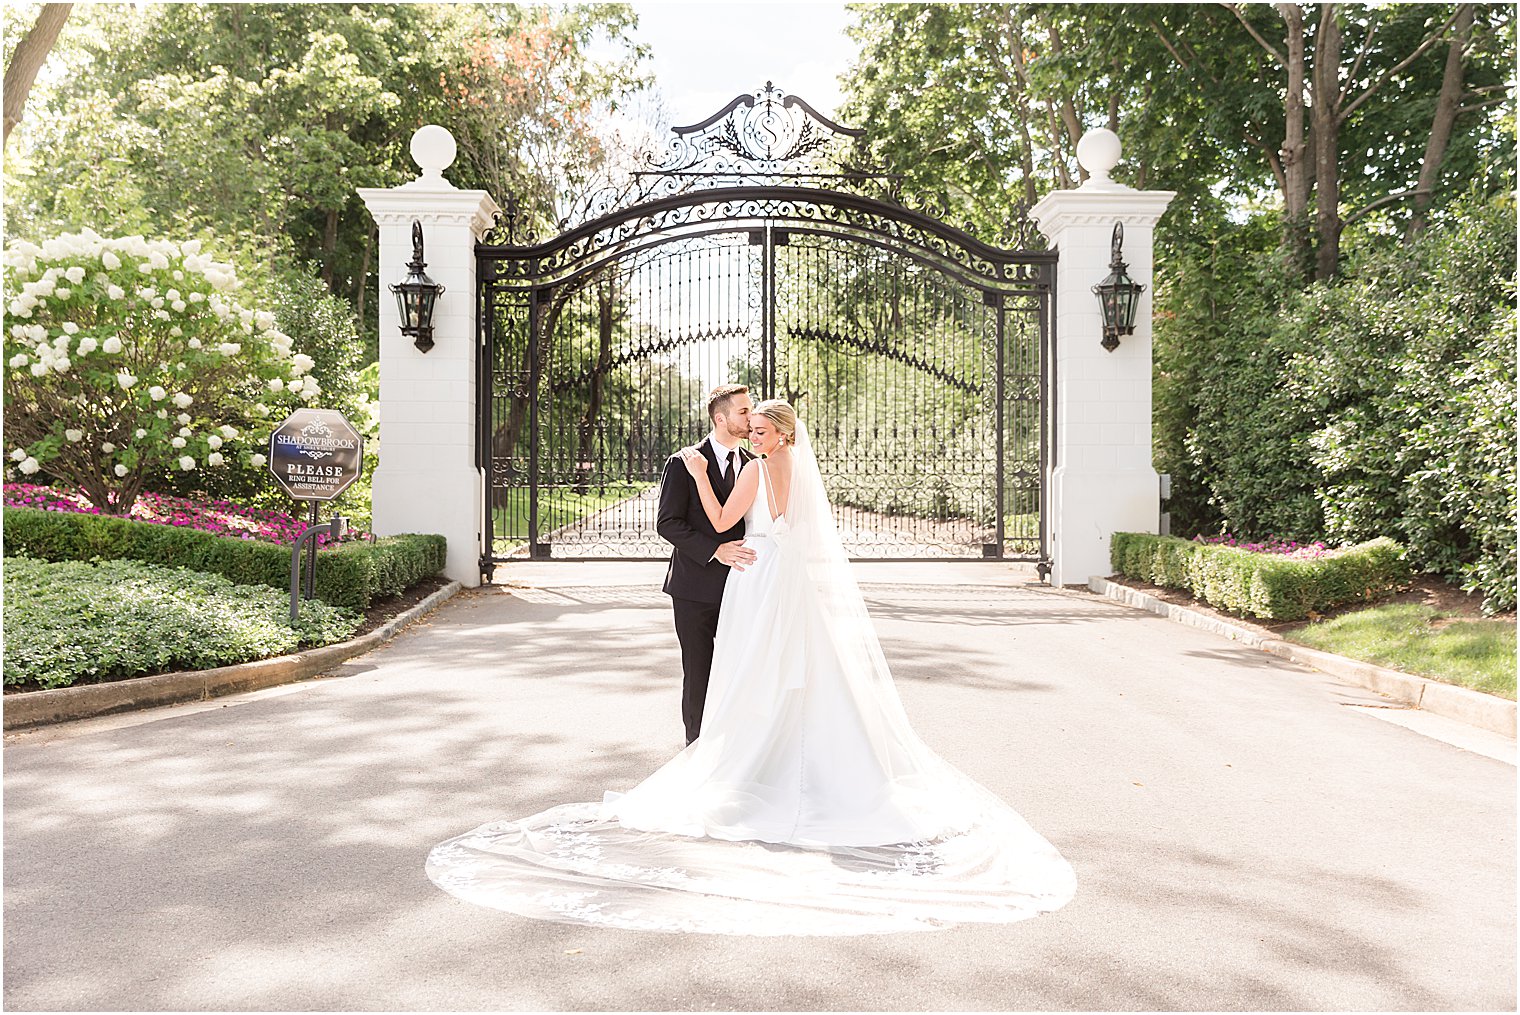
1091, 222, 1144, 352
391, 220, 445, 353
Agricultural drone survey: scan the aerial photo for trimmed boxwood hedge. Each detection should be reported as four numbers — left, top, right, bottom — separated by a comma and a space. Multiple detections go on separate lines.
3, 506, 445, 610
1110, 532, 1409, 621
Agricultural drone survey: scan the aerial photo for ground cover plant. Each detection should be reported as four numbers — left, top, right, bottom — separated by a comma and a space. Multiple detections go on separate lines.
2, 556, 361, 691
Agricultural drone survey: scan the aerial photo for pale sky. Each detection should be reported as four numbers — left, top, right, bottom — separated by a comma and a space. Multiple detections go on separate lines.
628, 3, 859, 124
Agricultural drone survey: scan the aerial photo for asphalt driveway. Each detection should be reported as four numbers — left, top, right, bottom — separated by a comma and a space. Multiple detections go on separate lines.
4, 562, 1514, 1011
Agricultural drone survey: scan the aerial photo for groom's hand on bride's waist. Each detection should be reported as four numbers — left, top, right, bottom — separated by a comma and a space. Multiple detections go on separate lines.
713, 540, 757, 570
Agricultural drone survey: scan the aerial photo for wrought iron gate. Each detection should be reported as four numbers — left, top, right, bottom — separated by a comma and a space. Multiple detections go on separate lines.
477, 84, 1054, 574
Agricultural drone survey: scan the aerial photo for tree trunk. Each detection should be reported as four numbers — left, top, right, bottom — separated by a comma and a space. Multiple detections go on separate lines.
3, 3, 72, 144
1312, 4, 1344, 279
1409, 3, 1474, 236
1278, 4, 1312, 281
321, 208, 339, 289
1042, 18, 1088, 182
354, 229, 372, 332
1001, 12, 1039, 204
574, 285, 616, 494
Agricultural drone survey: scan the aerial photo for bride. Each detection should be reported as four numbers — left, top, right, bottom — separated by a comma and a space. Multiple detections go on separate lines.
427, 400, 1077, 935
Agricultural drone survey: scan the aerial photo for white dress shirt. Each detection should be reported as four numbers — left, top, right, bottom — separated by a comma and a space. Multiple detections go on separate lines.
708, 431, 743, 478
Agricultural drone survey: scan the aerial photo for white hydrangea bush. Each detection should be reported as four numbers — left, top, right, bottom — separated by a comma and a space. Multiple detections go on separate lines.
3, 230, 322, 511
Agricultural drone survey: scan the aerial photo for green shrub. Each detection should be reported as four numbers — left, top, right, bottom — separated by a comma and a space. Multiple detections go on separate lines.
3, 556, 361, 690
3, 506, 445, 609
1110, 532, 1410, 621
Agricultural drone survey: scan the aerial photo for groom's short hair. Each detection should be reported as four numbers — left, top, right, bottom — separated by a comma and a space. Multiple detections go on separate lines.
706, 384, 749, 423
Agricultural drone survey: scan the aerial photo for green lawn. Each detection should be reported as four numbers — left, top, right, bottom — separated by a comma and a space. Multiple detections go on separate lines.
492, 483, 654, 542
1288, 604, 1517, 700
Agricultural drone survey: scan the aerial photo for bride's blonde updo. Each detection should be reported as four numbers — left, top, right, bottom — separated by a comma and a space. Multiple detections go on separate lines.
752, 399, 797, 446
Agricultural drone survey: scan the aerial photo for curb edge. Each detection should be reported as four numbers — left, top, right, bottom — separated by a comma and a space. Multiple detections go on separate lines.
1088, 576, 1516, 740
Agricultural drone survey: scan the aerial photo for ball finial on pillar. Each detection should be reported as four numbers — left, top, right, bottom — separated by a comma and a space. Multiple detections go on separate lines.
1075, 128, 1123, 189
410, 125, 458, 187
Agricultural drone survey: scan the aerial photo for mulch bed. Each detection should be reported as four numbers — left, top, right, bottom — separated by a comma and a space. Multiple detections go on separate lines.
349, 575, 453, 638
1104, 573, 1514, 639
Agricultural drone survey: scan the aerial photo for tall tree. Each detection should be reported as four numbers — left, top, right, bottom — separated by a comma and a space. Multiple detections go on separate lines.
2, 2, 70, 144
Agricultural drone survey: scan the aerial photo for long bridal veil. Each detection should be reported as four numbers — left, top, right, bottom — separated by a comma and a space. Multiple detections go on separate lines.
426, 417, 1077, 935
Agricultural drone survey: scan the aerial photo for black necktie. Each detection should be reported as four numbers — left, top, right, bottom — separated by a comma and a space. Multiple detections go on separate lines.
726, 450, 737, 479
717, 449, 736, 495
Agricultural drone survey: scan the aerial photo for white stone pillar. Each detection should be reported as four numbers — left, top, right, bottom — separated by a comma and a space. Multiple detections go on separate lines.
358, 126, 500, 588
1029, 130, 1174, 586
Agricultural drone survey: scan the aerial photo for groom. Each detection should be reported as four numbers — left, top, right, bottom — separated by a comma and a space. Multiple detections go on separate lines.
656, 383, 758, 745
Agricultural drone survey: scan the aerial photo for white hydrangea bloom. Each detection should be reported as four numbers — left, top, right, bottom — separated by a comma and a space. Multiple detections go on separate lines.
177, 413, 191, 425
149, 385, 167, 401
102, 251, 121, 270
290, 353, 315, 375
171, 300, 186, 312
218, 342, 241, 356
116, 372, 137, 389
103, 337, 123, 354
178, 456, 196, 471
135, 428, 147, 438
152, 309, 170, 321
107, 285, 125, 300
55, 287, 71, 299
188, 292, 204, 303
76, 337, 98, 355
183, 239, 202, 255
9, 353, 28, 368
102, 442, 115, 453
286, 377, 304, 394
64, 266, 85, 284
249, 453, 267, 468
114, 463, 129, 477
155, 408, 168, 419
19, 457, 40, 475
169, 326, 182, 337
187, 338, 202, 349
171, 436, 186, 449
53, 356, 71, 373
64, 429, 83, 442
267, 377, 284, 392
173, 393, 193, 408
178, 426, 191, 437
10, 448, 27, 461
206, 452, 224, 467
207, 435, 223, 450
61, 322, 79, 335
219, 425, 238, 439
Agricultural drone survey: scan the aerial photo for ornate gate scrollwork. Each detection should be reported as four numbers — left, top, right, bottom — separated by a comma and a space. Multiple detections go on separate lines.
477, 84, 1053, 571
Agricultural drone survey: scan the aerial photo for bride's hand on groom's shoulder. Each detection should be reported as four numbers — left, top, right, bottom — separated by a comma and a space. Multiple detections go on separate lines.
679, 447, 707, 479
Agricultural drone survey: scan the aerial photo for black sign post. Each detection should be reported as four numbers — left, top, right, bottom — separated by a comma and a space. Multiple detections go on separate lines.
267, 409, 365, 621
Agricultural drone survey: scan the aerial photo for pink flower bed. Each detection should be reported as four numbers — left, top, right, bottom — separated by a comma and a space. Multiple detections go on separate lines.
3, 483, 369, 547
1192, 533, 1333, 560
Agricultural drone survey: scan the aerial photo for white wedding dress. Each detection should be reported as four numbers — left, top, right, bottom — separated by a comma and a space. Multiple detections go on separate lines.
427, 421, 1076, 935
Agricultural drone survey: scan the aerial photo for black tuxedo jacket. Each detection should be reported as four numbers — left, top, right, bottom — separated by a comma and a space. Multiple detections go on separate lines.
657, 437, 755, 603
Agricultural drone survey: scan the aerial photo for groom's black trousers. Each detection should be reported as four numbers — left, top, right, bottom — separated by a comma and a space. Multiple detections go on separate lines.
671, 597, 723, 744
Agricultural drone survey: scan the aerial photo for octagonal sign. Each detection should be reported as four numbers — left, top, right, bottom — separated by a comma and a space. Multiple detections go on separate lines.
268, 408, 365, 501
